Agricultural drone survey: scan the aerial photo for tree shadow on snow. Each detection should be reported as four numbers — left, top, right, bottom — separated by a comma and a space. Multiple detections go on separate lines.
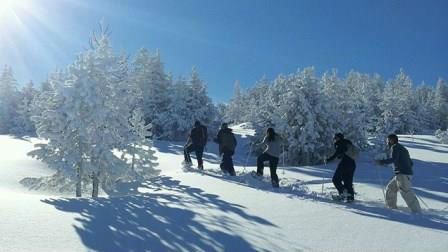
42, 176, 287, 252
399, 140, 448, 154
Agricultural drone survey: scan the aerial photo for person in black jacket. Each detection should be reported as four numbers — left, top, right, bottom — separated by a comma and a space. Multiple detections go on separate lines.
184, 120, 208, 169
214, 123, 237, 176
326, 133, 356, 202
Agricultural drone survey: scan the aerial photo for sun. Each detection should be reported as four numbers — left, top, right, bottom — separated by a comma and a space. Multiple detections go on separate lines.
0, 0, 17, 15
0, 0, 22, 19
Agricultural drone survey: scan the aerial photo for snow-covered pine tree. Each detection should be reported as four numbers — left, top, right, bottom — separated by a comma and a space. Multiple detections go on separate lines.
242, 77, 273, 125
345, 71, 384, 137
187, 67, 216, 127
225, 81, 245, 124
433, 78, 448, 130
28, 27, 156, 197
320, 70, 367, 149
379, 70, 417, 134
412, 83, 438, 132
163, 76, 193, 140
13, 81, 38, 135
132, 48, 172, 138
0, 65, 20, 134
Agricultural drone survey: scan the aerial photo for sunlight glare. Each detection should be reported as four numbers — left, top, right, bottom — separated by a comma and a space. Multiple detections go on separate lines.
0, 0, 19, 18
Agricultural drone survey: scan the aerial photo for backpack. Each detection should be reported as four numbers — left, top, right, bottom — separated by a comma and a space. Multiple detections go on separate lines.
190, 125, 207, 147
221, 131, 236, 151
345, 143, 360, 160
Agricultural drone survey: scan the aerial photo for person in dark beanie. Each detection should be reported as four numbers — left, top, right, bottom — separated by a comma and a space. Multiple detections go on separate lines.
214, 123, 237, 176
256, 127, 284, 188
326, 133, 356, 202
184, 120, 208, 170
376, 134, 421, 213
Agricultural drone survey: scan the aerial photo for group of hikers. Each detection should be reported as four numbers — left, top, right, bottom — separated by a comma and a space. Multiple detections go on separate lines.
183, 120, 422, 213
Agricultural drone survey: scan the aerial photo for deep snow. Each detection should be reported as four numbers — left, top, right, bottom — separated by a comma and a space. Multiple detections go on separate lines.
0, 127, 447, 252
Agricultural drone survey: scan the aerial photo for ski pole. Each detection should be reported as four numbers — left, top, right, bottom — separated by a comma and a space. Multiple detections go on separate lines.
375, 162, 387, 202
322, 155, 327, 194
415, 193, 430, 209
281, 145, 285, 175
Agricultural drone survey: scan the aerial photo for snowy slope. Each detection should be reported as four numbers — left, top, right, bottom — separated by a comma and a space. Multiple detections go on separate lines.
0, 129, 447, 252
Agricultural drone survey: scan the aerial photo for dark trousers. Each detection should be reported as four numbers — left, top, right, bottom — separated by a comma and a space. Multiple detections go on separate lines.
257, 153, 279, 183
332, 158, 356, 196
220, 149, 235, 175
184, 145, 204, 167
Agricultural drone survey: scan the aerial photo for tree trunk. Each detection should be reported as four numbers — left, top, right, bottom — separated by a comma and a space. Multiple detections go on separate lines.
76, 162, 82, 197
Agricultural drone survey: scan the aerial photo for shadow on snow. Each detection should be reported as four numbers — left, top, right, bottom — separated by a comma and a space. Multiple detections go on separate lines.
42, 176, 286, 252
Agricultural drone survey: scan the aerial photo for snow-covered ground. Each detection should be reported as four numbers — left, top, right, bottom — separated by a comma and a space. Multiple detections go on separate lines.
0, 127, 447, 252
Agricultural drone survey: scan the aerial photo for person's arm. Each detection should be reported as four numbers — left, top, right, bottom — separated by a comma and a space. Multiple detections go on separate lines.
261, 136, 267, 145
327, 142, 346, 162
379, 145, 398, 165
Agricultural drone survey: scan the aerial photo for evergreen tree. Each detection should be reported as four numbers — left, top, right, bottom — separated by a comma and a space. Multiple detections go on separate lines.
0, 65, 20, 134
132, 48, 172, 138
13, 81, 38, 135
433, 78, 448, 130
29, 29, 156, 197
379, 70, 416, 134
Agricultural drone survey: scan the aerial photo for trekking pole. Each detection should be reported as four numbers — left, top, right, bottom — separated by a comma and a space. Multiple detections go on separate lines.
243, 142, 253, 173
415, 193, 430, 209
375, 162, 387, 202
322, 155, 327, 194
281, 145, 286, 175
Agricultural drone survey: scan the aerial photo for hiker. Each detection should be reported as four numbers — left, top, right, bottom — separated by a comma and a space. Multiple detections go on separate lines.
184, 120, 208, 169
375, 134, 421, 213
256, 127, 284, 188
214, 123, 237, 176
326, 133, 357, 202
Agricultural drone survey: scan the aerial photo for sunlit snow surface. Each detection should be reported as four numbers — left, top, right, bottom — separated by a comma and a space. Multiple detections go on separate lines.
0, 128, 447, 251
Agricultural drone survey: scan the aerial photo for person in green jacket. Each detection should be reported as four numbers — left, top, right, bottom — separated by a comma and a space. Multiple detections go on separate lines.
376, 134, 421, 213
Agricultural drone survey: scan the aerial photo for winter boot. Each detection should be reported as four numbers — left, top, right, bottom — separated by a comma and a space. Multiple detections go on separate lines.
272, 179, 280, 188
331, 194, 345, 201
345, 194, 355, 203
182, 160, 192, 167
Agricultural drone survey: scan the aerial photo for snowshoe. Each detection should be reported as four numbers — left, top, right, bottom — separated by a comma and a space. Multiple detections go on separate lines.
345, 195, 355, 203
182, 161, 193, 170
331, 194, 345, 201
250, 171, 263, 179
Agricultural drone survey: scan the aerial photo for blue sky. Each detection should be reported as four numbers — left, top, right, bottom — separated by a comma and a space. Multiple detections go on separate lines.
0, 0, 447, 102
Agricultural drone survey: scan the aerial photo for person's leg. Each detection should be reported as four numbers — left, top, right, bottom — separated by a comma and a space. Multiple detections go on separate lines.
184, 145, 193, 163
332, 164, 345, 195
221, 149, 230, 172
269, 156, 279, 187
196, 146, 204, 169
397, 175, 422, 213
226, 150, 236, 176
257, 153, 270, 175
220, 151, 226, 172
385, 176, 399, 209
342, 161, 356, 201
